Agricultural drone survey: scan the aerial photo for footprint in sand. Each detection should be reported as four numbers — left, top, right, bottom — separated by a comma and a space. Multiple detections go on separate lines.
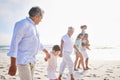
104, 78, 109, 80
35, 72, 39, 75
0, 66, 4, 69
106, 69, 113, 73
62, 76, 67, 80
34, 77, 41, 80
44, 74, 48, 78
0, 75, 6, 80
117, 66, 120, 69
85, 75, 91, 77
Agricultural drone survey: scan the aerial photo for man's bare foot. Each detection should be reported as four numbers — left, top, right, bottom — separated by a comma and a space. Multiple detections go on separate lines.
86, 67, 90, 70
58, 77, 61, 80
77, 66, 80, 69
74, 68, 78, 71
83, 68, 87, 70
58, 78, 61, 80
58, 75, 62, 80
70, 74, 74, 80
71, 76, 74, 80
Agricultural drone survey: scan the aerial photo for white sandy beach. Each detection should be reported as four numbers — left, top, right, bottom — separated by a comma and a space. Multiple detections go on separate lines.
0, 49, 120, 80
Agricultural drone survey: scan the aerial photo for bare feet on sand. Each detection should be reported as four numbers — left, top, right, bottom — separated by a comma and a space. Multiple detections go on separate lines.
71, 76, 74, 80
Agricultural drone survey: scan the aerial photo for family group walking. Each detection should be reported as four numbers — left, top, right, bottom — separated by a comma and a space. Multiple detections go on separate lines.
7, 6, 90, 80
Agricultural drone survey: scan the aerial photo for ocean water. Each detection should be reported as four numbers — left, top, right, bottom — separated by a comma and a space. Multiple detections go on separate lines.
0, 45, 52, 53
0, 45, 10, 54
88, 44, 120, 60
0, 44, 120, 60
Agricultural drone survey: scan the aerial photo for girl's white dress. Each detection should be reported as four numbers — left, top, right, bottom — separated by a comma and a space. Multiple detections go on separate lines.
81, 39, 88, 59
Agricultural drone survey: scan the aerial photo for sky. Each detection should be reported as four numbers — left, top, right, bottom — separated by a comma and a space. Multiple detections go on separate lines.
0, 0, 120, 46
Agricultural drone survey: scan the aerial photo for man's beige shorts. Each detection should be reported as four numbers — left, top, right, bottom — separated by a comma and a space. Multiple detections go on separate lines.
18, 63, 35, 80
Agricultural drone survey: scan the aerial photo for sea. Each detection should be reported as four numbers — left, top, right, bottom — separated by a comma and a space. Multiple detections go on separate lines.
0, 44, 120, 61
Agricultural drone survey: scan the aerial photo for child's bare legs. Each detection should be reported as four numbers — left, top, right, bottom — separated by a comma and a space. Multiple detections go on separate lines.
85, 58, 89, 70
74, 53, 79, 70
77, 59, 81, 69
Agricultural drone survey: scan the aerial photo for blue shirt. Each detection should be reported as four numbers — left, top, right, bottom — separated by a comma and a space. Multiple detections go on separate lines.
7, 17, 44, 64
75, 39, 82, 53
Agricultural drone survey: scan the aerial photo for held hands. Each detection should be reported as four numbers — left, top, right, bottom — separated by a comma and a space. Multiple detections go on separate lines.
59, 52, 62, 57
44, 57, 49, 61
44, 53, 50, 61
8, 65, 17, 76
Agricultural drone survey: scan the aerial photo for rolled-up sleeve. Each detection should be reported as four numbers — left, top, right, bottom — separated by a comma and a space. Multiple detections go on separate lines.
7, 23, 24, 58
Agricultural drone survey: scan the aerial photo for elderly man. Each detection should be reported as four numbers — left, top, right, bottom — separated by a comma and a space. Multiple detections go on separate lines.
58, 27, 81, 80
7, 6, 50, 80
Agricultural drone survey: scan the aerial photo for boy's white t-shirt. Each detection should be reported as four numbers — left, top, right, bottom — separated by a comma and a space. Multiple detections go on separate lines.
47, 52, 57, 79
47, 52, 57, 72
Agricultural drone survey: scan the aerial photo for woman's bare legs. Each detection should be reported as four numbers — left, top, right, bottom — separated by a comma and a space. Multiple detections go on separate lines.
85, 58, 90, 70
74, 53, 79, 70
77, 53, 86, 70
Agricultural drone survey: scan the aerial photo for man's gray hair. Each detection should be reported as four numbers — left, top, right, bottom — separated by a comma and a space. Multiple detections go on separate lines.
68, 26, 74, 31
29, 6, 44, 17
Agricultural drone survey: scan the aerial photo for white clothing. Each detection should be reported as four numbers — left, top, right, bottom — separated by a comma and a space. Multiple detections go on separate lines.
59, 52, 74, 74
47, 52, 57, 79
81, 47, 88, 59
82, 39, 87, 44
62, 34, 73, 53
47, 52, 57, 72
81, 30, 86, 36
47, 71, 57, 80
81, 39, 88, 59
59, 34, 74, 75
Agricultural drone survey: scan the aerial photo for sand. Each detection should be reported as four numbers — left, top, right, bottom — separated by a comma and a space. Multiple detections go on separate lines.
0, 53, 120, 80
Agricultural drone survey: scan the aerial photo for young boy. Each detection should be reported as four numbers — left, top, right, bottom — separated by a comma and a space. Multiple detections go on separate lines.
45, 45, 60, 80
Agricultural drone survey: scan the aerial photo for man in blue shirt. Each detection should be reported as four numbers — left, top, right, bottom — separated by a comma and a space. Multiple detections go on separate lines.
7, 6, 50, 80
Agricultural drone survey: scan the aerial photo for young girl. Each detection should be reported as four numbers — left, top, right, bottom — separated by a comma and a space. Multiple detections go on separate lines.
78, 33, 90, 70
74, 33, 85, 71
45, 45, 60, 80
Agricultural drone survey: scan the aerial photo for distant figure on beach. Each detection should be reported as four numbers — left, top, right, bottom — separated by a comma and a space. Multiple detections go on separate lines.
74, 33, 86, 71
58, 27, 81, 80
45, 45, 60, 80
7, 6, 50, 80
